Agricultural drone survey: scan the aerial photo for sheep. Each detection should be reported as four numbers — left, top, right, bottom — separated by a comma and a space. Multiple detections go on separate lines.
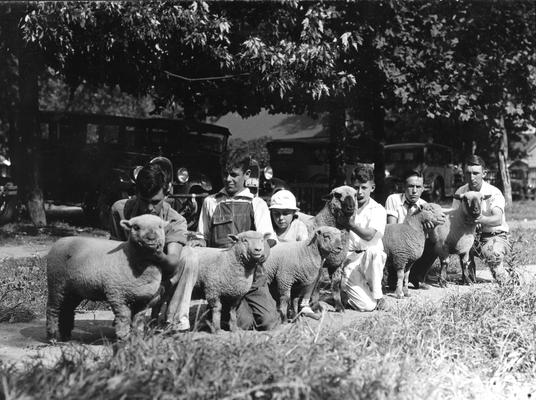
432, 191, 491, 287
262, 226, 344, 322
46, 214, 168, 342
304, 186, 357, 312
382, 203, 446, 298
173, 231, 275, 332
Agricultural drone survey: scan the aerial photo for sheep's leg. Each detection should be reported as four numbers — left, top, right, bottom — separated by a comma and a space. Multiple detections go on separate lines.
46, 284, 65, 342
331, 267, 345, 312
402, 269, 411, 298
308, 268, 324, 312
438, 258, 449, 288
110, 302, 133, 340
395, 268, 405, 299
460, 253, 475, 285
228, 299, 242, 332
278, 292, 291, 323
58, 293, 82, 342
208, 298, 223, 333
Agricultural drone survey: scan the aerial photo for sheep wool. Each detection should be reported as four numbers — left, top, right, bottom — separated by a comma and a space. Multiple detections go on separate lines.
263, 226, 344, 321
46, 214, 169, 342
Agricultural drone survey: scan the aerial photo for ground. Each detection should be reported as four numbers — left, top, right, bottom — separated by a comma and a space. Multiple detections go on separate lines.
1, 204, 536, 371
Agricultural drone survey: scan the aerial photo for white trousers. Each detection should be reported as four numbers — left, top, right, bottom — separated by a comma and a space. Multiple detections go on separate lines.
341, 248, 386, 312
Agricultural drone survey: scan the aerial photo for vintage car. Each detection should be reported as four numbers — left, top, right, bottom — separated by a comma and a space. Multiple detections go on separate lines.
36, 111, 230, 229
384, 142, 463, 202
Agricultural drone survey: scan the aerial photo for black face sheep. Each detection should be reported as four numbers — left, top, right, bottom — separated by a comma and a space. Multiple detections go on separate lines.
263, 226, 344, 322
169, 231, 275, 332
46, 214, 168, 342
433, 191, 491, 287
302, 186, 356, 311
382, 203, 446, 298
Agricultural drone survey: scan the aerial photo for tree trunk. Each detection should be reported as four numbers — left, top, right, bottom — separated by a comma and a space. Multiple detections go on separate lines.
328, 106, 347, 188
370, 104, 386, 203
496, 116, 512, 209
18, 41, 46, 226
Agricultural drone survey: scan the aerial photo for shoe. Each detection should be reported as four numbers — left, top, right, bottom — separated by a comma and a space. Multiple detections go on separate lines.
418, 282, 432, 290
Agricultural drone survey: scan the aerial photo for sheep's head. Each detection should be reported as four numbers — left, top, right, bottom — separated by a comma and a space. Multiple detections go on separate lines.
229, 231, 276, 268
454, 191, 491, 220
322, 185, 357, 223
417, 203, 446, 228
120, 214, 168, 254
311, 226, 344, 257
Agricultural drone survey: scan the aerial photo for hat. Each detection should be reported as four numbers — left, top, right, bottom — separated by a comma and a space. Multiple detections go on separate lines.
269, 189, 299, 211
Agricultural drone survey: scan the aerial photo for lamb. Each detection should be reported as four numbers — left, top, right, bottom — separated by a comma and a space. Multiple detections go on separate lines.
262, 226, 343, 322
46, 214, 168, 342
432, 191, 491, 287
171, 231, 275, 332
382, 203, 446, 298
303, 186, 356, 311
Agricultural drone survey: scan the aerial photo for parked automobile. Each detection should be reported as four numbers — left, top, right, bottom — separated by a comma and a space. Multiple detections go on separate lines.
384, 142, 463, 202
245, 158, 287, 205
509, 165, 534, 200
32, 111, 230, 228
0, 155, 18, 224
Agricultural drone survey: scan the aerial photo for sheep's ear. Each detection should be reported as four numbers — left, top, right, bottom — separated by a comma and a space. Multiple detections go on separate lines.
453, 193, 464, 200
228, 234, 240, 243
483, 194, 491, 200
120, 219, 132, 231
264, 233, 277, 248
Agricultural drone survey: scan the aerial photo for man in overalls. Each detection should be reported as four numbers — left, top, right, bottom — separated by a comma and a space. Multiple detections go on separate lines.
197, 156, 279, 330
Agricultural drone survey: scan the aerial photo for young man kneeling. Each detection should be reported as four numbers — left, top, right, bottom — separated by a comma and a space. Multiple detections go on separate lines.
339, 165, 387, 311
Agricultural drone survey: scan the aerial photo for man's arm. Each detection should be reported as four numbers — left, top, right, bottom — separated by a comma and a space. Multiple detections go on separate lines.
253, 198, 277, 240
475, 206, 503, 227
109, 199, 127, 241
197, 197, 211, 241
384, 194, 399, 224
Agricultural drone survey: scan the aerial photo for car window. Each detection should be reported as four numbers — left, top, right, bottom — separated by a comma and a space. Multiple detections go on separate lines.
87, 124, 99, 144
100, 125, 120, 144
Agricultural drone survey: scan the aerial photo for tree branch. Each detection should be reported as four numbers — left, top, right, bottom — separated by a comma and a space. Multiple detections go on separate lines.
164, 70, 250, 81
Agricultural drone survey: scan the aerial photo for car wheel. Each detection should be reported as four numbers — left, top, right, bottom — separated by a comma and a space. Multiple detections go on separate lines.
0, 195, 18, 225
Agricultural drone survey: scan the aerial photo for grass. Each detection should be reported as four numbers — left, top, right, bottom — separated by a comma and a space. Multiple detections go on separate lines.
1, 279, 535, 399
0, 204, 535, 399
506, 199, 536, 221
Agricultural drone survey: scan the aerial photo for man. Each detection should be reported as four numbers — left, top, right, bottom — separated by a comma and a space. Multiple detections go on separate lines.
339, 164, 387, 311
452, 155, 510, 283
385, 170, 428, 225
109, 163, 195, 332
197, 156, 279, 330
386, 170, 440, 290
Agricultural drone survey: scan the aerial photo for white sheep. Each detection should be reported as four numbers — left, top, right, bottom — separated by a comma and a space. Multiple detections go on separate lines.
46, 214, 168, 342
382, 203, 446, 298
262, 226, 344, 322
169, 231, 275, 332
432, 191, 491, 287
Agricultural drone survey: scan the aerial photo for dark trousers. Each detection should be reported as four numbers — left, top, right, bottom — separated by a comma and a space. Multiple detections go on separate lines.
236, 278, 279, 331
409, 239, 438, 284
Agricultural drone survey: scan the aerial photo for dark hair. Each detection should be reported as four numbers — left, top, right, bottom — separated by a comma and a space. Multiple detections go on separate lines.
404, 169, 423, 181
464, 155, 486, 169
136, 163, 166, 198
351, 164, 374, 184
226, 155, 252, 173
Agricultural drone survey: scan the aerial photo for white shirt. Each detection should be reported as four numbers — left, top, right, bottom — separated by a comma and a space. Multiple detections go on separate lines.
197, 188, 277, 240
347, 198, 386, 252
385, 193, 427, 223
276, 218, 309, 242
452, 181, 509, 233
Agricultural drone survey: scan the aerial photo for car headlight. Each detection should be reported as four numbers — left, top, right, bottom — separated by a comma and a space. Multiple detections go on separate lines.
177, 168, 189, 184
385, 170, 390, 177
263, 166, 273, 180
